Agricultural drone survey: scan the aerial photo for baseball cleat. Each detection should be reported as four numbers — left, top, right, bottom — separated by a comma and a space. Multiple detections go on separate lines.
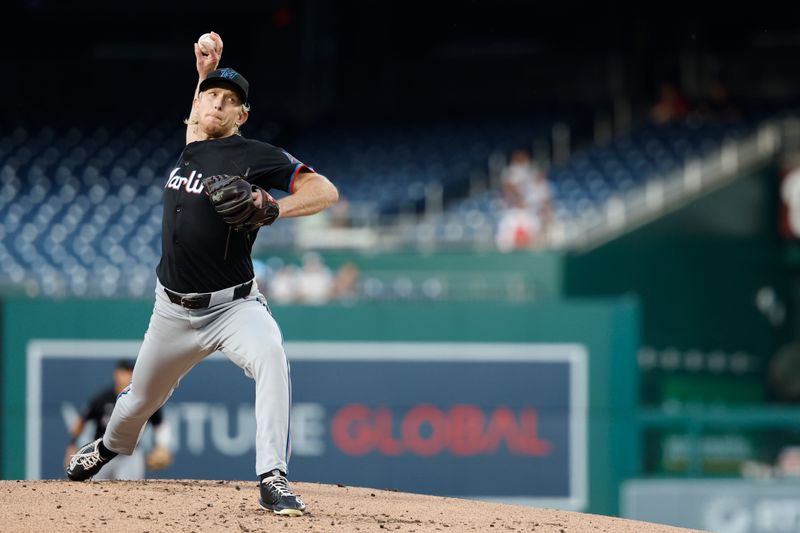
258, 474, 306, 516
66, 438, 113, 481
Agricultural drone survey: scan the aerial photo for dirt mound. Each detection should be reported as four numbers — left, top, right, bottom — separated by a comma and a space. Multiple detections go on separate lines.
0, 480, 705, 532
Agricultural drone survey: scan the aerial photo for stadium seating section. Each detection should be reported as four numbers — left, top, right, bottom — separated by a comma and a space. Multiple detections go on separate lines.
0, 116, 762, 296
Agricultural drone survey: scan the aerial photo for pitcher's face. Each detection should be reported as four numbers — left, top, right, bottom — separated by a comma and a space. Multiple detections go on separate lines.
195, 86, 248, 138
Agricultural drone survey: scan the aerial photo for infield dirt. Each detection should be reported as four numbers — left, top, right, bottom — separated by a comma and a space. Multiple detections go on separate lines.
0, 480, 708, 532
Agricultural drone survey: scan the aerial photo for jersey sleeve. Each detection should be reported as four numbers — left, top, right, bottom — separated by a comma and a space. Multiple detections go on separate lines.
248, 141, 314, 194
83, 393, 104, 423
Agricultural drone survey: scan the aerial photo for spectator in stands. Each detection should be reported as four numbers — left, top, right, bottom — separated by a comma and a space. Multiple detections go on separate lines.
776, 446, 800, 476
331, 261, 361, 302
496, 208, 537, 252
264, 254, 339, 304
328, 194, 352, 228
501, 150, 539, 207
650, 82, 690, 124
496, 149, 553, 251
267, 264, 301, 304
296, 252, 334, 305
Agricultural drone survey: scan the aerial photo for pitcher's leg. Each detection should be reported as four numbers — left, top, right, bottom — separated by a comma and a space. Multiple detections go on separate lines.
104, 299, 207, 454
218, 299, 291, 476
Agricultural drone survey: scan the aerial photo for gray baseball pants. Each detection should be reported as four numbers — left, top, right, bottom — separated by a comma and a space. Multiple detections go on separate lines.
103, 278, 292, 476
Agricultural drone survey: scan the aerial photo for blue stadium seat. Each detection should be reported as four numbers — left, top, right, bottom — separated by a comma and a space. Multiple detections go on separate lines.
0, 116, 768, 296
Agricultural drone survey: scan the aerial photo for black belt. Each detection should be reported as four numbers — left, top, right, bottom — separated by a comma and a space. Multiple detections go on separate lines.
164, 281, 253, 310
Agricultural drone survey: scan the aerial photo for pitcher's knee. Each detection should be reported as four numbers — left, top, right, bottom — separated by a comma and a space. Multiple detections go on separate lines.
118, 390, 168, 418
250, 342, 288, 372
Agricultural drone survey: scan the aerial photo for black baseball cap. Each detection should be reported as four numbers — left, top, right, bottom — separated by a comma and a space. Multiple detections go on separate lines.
116, 359, 135, 371
199, 68, 249, 105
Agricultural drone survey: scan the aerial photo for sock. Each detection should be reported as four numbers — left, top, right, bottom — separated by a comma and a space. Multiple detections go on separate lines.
97, 440, 118, 460
259, 469, 285, 481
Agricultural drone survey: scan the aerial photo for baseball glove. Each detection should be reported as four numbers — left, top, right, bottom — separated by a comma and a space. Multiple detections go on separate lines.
202, 174, 280, 232
145, 445, 173, 471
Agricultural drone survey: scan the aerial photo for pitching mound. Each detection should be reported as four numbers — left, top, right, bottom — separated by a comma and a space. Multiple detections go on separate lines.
0, 480, 705, 532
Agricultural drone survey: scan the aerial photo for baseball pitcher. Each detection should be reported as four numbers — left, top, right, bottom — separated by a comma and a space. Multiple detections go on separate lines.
66, 31, 338, 517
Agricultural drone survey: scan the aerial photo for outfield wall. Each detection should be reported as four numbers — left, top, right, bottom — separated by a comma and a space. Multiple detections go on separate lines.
1, 297, 638, 516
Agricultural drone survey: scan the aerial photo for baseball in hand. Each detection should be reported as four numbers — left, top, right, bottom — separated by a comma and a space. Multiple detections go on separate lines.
197, 33, 217, 56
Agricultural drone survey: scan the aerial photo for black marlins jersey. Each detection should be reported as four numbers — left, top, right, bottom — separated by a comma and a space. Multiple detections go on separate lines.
156, 135, 309, 293
83, 386, 163, 440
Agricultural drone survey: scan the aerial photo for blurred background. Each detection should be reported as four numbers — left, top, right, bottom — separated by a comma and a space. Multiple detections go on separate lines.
3, 1, 800, 530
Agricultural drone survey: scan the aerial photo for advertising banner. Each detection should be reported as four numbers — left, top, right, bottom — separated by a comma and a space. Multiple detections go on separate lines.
623, 479, 800, 533
28, 340, 586, 509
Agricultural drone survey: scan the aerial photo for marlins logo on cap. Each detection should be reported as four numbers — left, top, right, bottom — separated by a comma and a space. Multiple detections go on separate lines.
219, 68, 238, 80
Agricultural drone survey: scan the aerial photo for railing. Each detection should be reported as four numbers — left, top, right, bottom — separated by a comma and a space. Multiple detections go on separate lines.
278, 117, 796, 254
552, 118, 788, 251
353, 269, 539, 302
